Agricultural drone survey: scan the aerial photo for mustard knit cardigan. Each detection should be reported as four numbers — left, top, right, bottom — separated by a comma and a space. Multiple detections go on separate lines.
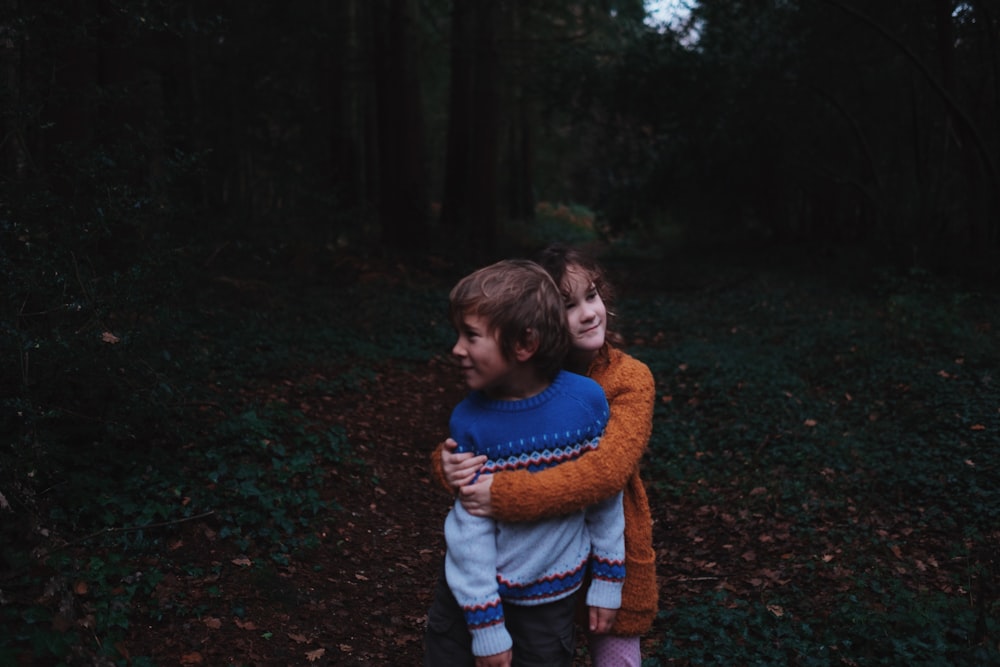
433, 344, 658, 636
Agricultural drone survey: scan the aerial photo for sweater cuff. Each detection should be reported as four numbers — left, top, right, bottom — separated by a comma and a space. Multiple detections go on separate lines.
471, 624, 513, 658
586, 579, 623, 610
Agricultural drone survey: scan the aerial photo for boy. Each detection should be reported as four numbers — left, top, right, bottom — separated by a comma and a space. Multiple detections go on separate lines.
424, 259, 626, 667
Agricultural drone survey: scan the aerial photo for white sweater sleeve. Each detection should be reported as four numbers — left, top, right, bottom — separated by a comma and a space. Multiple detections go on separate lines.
584, 489, 626, 610
444, 501, 512, 657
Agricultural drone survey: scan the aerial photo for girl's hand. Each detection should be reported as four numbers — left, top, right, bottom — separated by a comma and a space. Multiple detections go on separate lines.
458, 474, 494, 517
589, 606, 618, 634
442, 438, 487, 490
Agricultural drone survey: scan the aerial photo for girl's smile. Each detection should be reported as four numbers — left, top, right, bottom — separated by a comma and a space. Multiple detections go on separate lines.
562, 267, 607, 358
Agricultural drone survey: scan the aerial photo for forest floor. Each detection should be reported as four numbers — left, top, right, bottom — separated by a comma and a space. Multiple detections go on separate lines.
122, 352, 683, 665
123, 353, 467, 665
5, 244, 998, 665
116, 252, 697, 666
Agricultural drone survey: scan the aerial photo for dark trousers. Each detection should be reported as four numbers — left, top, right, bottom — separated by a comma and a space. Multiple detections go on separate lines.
423, 566, 578, 667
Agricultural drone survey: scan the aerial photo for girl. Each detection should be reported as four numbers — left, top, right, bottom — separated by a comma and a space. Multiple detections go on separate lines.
437, 244, 657, 666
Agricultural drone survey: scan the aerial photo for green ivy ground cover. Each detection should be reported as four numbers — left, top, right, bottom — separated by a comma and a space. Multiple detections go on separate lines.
614, 257, 999, 666
2, 245, 998, 664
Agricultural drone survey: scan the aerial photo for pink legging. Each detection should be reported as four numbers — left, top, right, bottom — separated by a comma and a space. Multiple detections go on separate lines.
589, 634, 641, 667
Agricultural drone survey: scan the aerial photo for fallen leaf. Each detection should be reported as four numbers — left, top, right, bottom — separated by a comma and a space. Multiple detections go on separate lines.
767, 604, 784, 617
288, 633, 307, 644
203, 617, 222, 629
970, 424, 985, 431
74, 580, 89, 595
306, 648, 326, 661
114, 641, 130, 660
180, 653, 203, 665
804, 419, 817, 427
232, 557, 252, 567
101, 331, 120, 344
235, 619, 257, 630
52, 614, 73, 632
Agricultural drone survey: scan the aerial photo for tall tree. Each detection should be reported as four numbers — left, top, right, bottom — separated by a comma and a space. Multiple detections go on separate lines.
0, 0, 26, 179
440, 0, 501, 263
325, 0, 374, 214
624, 0, 1000, 269
373, 0, 430, 252
502, 0, 535, 223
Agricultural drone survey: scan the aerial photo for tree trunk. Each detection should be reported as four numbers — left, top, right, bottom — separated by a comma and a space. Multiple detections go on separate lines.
504, 0, 535, 223
0, 0, 27, 179
441, 0, 500, 263
326, 0, 371, 213
373, 0, 429, 253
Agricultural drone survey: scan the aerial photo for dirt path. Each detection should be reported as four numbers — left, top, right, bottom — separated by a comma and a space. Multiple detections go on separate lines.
121, 357, 459, 665
125, 354, 676, 665
317, 356, 462, 664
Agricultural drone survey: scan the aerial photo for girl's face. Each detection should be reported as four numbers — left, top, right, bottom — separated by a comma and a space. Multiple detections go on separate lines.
562, 266, 607, 358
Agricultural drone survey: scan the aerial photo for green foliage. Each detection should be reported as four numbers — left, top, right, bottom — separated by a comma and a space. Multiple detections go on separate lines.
3, 199, 998, 664
507, 201, 604, 249
652, 584, 999, 665
626, 254, 999, 666
200, 405, 349, 553
1, 208, 455, 659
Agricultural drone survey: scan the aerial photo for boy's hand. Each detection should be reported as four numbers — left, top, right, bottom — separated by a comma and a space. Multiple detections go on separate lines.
458, 474, 494, 517
442, 438, 487, 489
589, 606, 618, 634
475, 649, 512, 667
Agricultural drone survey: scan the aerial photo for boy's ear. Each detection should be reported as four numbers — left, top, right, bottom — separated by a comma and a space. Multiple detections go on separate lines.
513, 328, 539, 362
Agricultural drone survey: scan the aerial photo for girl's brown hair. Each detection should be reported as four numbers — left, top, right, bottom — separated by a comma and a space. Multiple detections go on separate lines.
537, 243, 624, 348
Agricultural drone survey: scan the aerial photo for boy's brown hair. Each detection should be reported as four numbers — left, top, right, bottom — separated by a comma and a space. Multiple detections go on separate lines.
449, 259, 570, 380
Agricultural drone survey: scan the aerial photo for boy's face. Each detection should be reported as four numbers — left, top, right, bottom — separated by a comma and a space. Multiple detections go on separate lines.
563, 268, 606, 355
452, 312, 514, 397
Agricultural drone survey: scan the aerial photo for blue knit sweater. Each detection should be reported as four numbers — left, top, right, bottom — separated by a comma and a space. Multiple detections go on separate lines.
444, 370, 626, 657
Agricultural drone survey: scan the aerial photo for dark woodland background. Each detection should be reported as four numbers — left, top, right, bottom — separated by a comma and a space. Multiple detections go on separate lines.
3, 0, 999, 271
2, 1, 1000, 664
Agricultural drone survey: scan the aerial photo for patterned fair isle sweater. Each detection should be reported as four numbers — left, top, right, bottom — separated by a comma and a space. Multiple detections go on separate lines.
444, 370, 626, 658
433, 345, 659, 637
